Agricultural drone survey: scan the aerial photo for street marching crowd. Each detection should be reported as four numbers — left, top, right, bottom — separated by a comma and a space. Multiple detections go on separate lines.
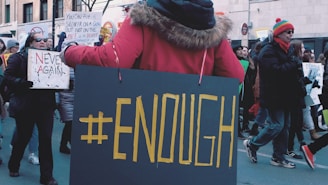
1, 0, 328, 185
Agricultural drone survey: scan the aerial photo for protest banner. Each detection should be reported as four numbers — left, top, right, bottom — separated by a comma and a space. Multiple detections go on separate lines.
303, 62, 324, 105
70, 65, 239, 185
65, 11, 102, 44
24, 23, 48, 36
27, 49, 70, 89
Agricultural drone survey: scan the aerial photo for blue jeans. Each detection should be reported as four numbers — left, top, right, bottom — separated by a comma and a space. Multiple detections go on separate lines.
250, 109, 290, 161
11, 124, 38, 153
255, 107, 268, 127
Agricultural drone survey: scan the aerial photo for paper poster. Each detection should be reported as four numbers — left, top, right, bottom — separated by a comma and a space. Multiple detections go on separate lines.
303, 62, 324, 105
65, 11, 102, 44
27, 49, 70, 89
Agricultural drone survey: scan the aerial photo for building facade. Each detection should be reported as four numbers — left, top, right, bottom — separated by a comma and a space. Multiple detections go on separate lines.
216, 0, 328, 56
1, 0, 328, 55
0, 0, 82, 45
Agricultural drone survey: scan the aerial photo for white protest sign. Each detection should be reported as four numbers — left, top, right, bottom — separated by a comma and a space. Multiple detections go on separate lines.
65, 11, 102, 44
27, 49, 70, 89
255, 28, 270, 41
303, 62, 324, 105
25, 23, 49, 37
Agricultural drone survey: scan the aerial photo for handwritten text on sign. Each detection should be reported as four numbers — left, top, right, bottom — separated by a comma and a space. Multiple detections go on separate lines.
27, 49, 70, 89
70, 66, 239, 185
65, 11, 102, 44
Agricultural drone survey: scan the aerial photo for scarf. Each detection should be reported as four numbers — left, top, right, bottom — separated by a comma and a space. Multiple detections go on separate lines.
274, 37, 290, 53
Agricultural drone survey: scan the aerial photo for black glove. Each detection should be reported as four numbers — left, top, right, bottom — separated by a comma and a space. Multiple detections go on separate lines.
303, 77, 312, 85
312, 80, 320, 89
16, 79, 33, 89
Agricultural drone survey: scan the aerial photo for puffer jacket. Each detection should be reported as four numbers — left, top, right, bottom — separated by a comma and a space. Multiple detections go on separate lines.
64, 2, 244, 83
58, 67, 74, 122
258, 40, 300, 110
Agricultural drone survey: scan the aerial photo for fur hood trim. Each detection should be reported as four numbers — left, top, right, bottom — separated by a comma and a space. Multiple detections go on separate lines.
129, 2, 233, 50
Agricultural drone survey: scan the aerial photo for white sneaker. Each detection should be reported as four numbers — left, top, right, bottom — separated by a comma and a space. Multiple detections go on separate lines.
28, 153, 40, 165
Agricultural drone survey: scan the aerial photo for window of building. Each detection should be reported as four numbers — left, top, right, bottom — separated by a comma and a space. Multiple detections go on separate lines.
73, 0, 82, 11
40, 0, 48, 20
24, 3, 33, 23
5, 5, 10, 23
250, 0, 278, 2
56, 0, 64, 18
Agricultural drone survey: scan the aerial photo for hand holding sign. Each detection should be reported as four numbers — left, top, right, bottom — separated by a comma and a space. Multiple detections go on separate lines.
59, 41, 79, 65
20, 80, 33, 89
15, 78, 33, 91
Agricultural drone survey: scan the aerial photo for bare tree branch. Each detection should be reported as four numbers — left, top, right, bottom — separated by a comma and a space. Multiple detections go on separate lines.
80, 0, 114, 14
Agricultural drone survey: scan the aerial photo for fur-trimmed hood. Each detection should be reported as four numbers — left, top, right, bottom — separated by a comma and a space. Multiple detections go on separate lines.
129, 2, 233, 50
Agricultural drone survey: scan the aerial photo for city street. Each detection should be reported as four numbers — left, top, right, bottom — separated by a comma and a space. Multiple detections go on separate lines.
0, 113, 327, 185
0, 112, 70, 185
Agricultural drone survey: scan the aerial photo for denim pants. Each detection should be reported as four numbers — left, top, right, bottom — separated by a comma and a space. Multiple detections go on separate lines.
250, 108, 290, 161
255, 106, 268, 127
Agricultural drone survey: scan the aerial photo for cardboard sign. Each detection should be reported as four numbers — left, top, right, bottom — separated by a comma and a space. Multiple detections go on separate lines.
303, 63, 324, 105
70, 65, 239, 185
24, 23, 49, 36
27, 49, 70, 89
65, 11, 102, 44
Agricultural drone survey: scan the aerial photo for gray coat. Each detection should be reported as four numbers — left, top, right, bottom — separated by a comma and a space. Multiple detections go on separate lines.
58, 68, 74, 122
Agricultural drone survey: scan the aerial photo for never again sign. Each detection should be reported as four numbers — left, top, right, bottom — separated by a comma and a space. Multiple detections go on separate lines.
71, 65, 239, 185
28, 49, 70, 89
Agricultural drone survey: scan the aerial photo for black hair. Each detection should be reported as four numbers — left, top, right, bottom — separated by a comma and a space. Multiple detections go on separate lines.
232, 45, 243, 53
0, 38, 6, 53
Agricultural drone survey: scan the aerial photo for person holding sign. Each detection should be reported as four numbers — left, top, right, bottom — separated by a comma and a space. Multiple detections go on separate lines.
61, 0, 244, 84
5, 32, 58, 185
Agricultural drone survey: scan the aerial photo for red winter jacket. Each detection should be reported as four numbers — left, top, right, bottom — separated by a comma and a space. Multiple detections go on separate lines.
64, 3, 244, 83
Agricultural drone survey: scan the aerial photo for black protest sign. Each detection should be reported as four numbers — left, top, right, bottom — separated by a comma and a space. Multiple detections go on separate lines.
70, 65, 239, 185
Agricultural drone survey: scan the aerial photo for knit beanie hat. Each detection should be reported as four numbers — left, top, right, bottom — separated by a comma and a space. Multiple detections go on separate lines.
7, 39, 19, 49
273, 18, 294, 36
147, 0, 216, 30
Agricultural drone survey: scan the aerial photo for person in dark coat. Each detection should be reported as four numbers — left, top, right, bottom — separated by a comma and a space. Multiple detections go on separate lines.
243, 18, 300, 168
319, 43, 328, 114
286, 39, 308, 159
5, 32, 58, 185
